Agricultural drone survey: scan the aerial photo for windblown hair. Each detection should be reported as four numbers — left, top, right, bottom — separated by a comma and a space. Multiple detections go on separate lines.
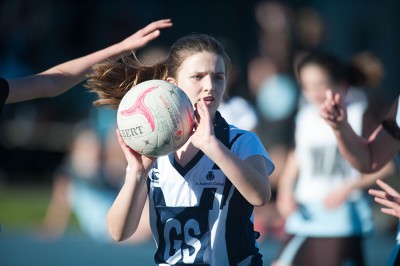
85, 55, 167, 109
86, 33, 231, 109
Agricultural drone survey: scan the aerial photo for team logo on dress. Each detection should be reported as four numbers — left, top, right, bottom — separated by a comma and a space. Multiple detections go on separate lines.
205, 171, 215, 180
150, 170, 160, 183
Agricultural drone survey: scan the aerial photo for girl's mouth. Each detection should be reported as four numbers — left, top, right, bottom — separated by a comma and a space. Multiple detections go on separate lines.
203, 96, 214, 105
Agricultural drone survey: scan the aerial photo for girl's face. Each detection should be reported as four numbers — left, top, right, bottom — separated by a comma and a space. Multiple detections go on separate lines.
168, 52, 226, 120
299, 64, 336, 106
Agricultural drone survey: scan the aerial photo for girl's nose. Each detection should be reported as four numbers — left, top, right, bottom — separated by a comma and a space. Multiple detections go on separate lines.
203, 75, 214, 91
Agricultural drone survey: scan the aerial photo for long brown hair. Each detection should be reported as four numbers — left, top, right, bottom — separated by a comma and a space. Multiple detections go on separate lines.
86, 33, 231, 109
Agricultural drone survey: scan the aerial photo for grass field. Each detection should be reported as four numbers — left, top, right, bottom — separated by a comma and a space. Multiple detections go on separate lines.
0, 183, 79, 234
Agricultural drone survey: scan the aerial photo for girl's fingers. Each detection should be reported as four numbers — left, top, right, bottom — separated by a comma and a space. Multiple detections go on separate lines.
376, 179, 400, 197
374, 196, 396, 209
368, 188, 386, 198
196, 99, 206, 115
380, 208, 400, 218
140, 19, 172, 36
325, 89, 333, 103
194, 104, 201, 121
116, 129, 126, 146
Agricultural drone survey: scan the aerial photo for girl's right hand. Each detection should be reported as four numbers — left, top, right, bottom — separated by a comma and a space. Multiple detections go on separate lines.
320, 89, 347, 130
276, 190, 298, 219
116, 129, 156, 178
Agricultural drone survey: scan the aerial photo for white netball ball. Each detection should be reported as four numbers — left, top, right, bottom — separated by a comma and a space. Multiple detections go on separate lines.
117, 80, 194, 157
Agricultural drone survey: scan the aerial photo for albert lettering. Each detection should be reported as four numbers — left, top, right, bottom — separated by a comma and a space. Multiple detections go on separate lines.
120, 126, 144, 138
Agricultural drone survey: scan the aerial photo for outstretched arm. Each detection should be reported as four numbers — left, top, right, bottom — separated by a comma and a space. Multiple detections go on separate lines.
5, 19, 172, 103
320, 90, 400, 173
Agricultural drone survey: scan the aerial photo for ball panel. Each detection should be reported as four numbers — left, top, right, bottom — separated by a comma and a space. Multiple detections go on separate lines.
155, 87, 186, 148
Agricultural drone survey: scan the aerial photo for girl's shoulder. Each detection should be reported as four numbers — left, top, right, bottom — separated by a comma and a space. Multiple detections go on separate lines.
227, 124, 255, 139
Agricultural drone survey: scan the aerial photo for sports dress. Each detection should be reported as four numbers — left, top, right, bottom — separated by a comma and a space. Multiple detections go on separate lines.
277, 89, 373, 265
383, 95, 400, 266
0, 78, 9, 115
147, 112, 274, 266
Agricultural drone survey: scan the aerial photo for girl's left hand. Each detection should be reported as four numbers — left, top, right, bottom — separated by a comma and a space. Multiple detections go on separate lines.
120, 19, 173, 53
190, 99, 215, 151
369, 179, 400, 218
324, 183, 353, 208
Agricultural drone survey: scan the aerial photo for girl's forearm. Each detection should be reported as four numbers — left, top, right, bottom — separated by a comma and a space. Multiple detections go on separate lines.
107, 171, 148, 242
204, 138, 271, 207
333, 121, 372, 172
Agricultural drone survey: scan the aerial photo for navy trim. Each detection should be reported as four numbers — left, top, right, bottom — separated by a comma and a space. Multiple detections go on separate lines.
199, 188, 217, 209
220, 133, 245, 209
173, 150, 204, 176
153, 187, 166, 207
226, 189, 260, 265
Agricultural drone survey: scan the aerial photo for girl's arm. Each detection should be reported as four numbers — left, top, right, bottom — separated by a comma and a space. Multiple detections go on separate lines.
324, 159, 397, 208
364, 101, 400, 172
276, 150, 299, 218
192, 100, 271, 207
106, 130, 156, 242
6, 19, 172, 103
321, 90, 400, 173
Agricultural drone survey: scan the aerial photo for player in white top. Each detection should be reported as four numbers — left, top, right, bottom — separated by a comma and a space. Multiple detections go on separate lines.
275, 51, 395, 266
321, 88, 400, 265
86, 33, 274, 265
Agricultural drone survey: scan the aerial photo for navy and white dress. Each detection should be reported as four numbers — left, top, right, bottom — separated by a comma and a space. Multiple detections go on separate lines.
147, 113, 274, 265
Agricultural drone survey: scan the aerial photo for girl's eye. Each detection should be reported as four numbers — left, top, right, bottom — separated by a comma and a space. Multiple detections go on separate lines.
215, 75, 225, 81
192, 75, 202, 80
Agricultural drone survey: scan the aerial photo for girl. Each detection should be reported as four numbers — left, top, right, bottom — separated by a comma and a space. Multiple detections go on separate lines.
274, 51, 395, 266
86, 33, 274, 265
321, 74, 400, 266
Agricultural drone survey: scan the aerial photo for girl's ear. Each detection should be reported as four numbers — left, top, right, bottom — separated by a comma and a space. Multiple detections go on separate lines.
166, 77, 176, 85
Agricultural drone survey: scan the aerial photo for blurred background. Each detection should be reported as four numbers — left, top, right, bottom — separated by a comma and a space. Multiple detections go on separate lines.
0, 0, 399, 265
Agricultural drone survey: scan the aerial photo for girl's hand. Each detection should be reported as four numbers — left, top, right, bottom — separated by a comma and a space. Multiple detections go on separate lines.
320, 89, 347, 130
324, 182, 353, 208
119, 19, 173, 54
116, 129, 156, 177
276, 190, 298, 218
190, 99, 216, 151
369, 179, 400, 218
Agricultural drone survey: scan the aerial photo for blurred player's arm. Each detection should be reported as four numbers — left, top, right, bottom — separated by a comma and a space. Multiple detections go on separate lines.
276, 150, 299, 218
40, 174, 72, 239
321, 90, 400, 173
324, 159, 397, 208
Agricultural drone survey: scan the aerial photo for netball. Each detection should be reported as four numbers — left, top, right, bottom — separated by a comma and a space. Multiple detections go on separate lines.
117, 79, 194, 157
